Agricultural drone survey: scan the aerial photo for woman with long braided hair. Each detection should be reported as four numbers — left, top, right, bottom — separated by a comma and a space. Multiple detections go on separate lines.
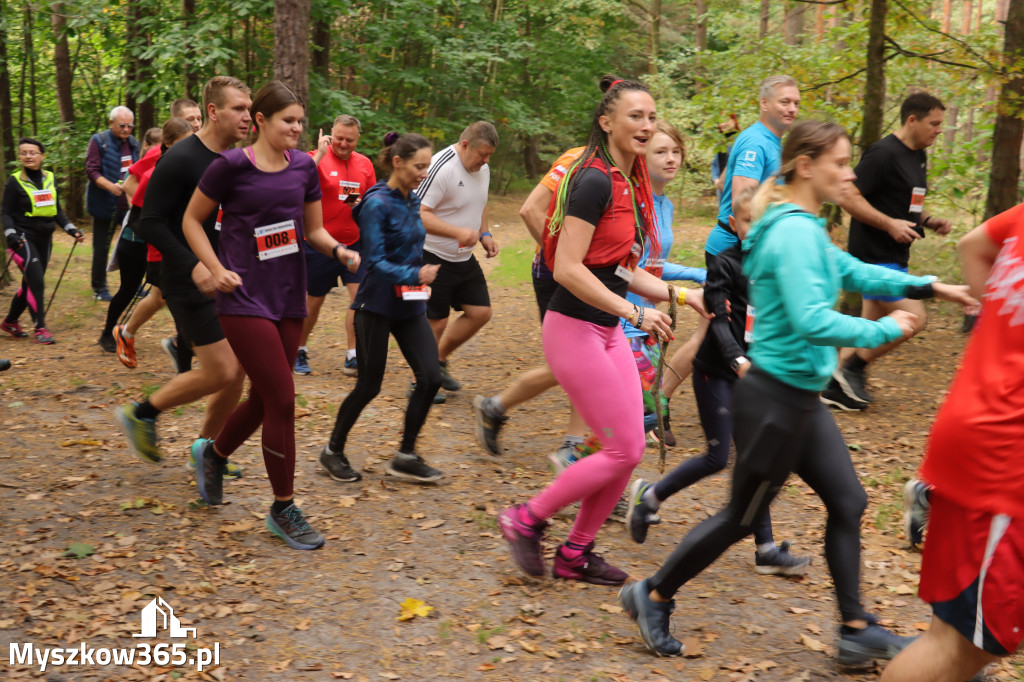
499, 75, 707, 585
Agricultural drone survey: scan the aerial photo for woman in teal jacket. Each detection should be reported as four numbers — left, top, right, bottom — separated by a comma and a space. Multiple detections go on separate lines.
619, 120, 977, 664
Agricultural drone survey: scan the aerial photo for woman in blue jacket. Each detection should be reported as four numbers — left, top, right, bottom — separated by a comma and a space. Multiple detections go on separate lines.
619, 120, 977, 664
319, 133, 445, 485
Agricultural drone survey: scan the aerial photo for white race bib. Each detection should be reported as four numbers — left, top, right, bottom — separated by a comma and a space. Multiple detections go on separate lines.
255, 220, 299, 261
744, 305, 756, 343
31, 188, 55, 208
909, 187, 926, 214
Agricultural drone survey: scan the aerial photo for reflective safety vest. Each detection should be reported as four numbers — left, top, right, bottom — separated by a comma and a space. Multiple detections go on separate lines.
12, 170, 58, 218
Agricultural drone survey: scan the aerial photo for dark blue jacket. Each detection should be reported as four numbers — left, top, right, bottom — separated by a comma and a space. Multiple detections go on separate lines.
350, 181, 427, 319
86, 129, 138, 220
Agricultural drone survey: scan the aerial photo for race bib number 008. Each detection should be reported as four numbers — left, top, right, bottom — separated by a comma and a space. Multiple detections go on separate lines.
255, 220, 299, 261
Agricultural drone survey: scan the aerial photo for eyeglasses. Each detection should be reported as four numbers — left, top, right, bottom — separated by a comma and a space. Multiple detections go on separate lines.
117, 123, 134, 130
18, 151, 40, 157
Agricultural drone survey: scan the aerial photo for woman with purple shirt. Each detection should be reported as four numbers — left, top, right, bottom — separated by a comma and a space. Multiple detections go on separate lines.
182, 81, 360, 550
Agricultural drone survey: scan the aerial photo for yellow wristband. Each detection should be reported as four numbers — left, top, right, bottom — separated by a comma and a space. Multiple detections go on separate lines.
676, 288, 687, 306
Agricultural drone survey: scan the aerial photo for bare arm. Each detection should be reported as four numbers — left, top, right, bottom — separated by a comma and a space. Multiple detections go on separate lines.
182, 188, 235, 293
839, 183, 919, 244
730, 176, 760, 215
479, 206, 498, 257
519, 183, 553, 245
958, 224, 1001, 299
420, 204, 478, 245
121, 174, 139, 204
302, 200, 360, 271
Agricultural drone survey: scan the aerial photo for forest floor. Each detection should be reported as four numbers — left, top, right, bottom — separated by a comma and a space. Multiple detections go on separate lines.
0, 193, 1021, 682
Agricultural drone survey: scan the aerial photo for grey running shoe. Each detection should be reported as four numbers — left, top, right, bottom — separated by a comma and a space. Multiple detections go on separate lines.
319, 446, 362, 482
471, 395, 507, 456
498, 504, 548, 576
547, 441, 578, 475
293, 348, 311, 375
160, 337, 179, 373
266, 504, 325, 550
115, 402, 163, 464
754, 541, 812, 576
619, 579, 683, 657
821, 378, 867, 412
903, 479, 931, 548
194, 439, 226, 505
439, 361, 461, 391
834, 364, 871, 403
627, 478, 662, 544
837, 624, 915, 665
386, 452, 444, 483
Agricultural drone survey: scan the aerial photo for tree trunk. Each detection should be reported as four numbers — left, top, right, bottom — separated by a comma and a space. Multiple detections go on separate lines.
860, 0, 887, 148
942, 0, 952, 30
945, 106, 959, 153
649, 0, 661, 74
815, 3, 825, 41
523, 134, 541, 179
760, 0, 770, 38
695, 0, 707, 51
0, 0, 16, 168
275, 0, 311, 147
51, 2, 84, 220
183, 0, 200, 100
312, 16, 330, 81
985, 0, 1024, 219
784, 0, 807, 45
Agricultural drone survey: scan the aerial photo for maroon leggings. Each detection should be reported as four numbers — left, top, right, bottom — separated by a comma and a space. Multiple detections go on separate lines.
216, 315, 303, 499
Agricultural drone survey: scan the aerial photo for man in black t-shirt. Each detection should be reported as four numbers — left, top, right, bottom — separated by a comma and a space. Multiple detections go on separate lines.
823, 93, 952, 411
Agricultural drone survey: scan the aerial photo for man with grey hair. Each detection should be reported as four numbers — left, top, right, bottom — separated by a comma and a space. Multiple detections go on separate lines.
293, 114, 376, 378
416, 121, 500, 397
85, 105, 139, 301
705, 75, 799, 260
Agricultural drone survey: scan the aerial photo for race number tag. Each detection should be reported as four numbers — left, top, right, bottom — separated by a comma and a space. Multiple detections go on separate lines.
616, 242, 642, 282
645, 257, 665, 279
457, 237, 476, 254
744, 305, 756, 343
339, 180, 361, 204
394, 285, 430, 300
31, 188, 55, 208
214, 206, 224, 231
909, 187, 926, 214
120, 155, 133, 180
255, 220, 299, 261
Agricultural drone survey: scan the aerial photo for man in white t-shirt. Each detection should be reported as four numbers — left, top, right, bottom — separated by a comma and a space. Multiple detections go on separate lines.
418, 121, 500, 393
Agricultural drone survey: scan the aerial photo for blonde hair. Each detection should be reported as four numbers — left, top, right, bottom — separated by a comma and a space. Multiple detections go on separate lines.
750, 120, 848, 222
654, 120, 686, 164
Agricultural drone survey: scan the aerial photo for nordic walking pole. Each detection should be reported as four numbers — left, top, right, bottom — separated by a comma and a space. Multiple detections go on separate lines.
44, 241, 77, 318
1, 248, 16, 286
652, 284, 678, 475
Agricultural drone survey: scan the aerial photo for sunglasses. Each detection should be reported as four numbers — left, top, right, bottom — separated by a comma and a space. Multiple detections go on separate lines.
117, 123, 134, 130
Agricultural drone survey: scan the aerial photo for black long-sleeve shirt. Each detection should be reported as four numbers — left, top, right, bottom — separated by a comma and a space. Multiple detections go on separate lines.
1, 170, 74, 238
694, 244, 748, 381
135, 135, 220, 296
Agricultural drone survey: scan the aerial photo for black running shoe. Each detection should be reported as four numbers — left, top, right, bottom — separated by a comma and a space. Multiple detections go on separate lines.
834, 364, 871, 403
98, 331, 117, 353
837, 623, 915, 665
471, 395, 507, 456
266, 503, 325, 550
407, 381, 446, 404
439, 361, 461, 391
661, 408, 677, 447
821, 379, 867, 412
619, 579, 683, 657
754, 541, 812, 576
386, 452, 444, 483
319, 446, 362, 482
194, 440, 226, 505
627, 478, 661, 544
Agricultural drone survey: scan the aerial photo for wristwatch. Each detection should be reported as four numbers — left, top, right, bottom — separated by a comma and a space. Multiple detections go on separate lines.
730, 356, 750, 373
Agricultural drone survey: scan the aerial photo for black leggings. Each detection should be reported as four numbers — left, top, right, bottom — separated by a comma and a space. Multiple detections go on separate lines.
6, 230, 51, 329
654, 369, 773, 546
650, 366, 869, 623
328, 310, 442, 455
103, 238, 148, 335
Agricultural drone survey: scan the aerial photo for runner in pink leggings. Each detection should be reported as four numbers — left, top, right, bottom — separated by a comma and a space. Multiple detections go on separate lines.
499, 75, 707, 584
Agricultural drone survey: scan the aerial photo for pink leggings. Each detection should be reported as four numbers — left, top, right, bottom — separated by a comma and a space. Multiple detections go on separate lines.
216, 315, 303, 499
530, 311, 645, 547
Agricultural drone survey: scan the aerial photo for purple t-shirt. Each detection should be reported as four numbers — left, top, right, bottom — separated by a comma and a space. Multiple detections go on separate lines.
198, 148, 322, 320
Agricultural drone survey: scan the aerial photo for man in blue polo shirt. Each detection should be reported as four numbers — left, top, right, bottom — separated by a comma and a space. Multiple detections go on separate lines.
705, 75, 800, 259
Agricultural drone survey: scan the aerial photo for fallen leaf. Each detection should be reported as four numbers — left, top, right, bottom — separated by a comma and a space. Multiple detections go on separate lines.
419, 519, 445, 530
338, 497, 356, 508
396, 598, 433, 621
477, 663, 495, 671
799, 633, 828, 652
598, 604, 622, 614
788, 607, 811, 614
681, 636, 705, 658
519, 640, 539, 653
295, 618, 312, 631
63, 542, 95, 559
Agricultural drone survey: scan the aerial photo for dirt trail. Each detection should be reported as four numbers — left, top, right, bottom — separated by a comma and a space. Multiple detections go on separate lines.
0, 194, 1018, 681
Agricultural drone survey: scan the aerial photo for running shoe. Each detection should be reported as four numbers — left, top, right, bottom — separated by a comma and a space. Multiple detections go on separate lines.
438, 360, 461, 391
547, 441, 579, 474
1, 319, 27, 338
319, 446, 362, 482
386, 452, 444, 483
837, 623, 915, 666
160, 337, 179, 373
498, 504, 548, 577
293, 348, 311, 375
407, 381, 446, 404
0, 359, 10, 371
93, 288, 112, 302
113, 325, 136, 368
187, 438, 243, 479
266, 503, 325, 550
661, 404, 677, 447
193, 439, 227, 505
902, 479, 931, 548
115, 402, 162, 464
553, 542, 628, 585
471, 395, 507, 456
98, 331, 116, 353
820, 378, 867, 412
619, 579, 683, 657
834, 363, 872, 403
33, 328, 55, 345
627, 478, 662, 545
754, 541, 812, 576
343, 355, 358, 376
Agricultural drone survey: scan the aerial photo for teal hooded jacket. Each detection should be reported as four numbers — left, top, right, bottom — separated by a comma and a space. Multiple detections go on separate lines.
741, 203, 934, 392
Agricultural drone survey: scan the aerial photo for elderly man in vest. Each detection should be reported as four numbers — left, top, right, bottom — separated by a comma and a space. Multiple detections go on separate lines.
85, 105, 139, 301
